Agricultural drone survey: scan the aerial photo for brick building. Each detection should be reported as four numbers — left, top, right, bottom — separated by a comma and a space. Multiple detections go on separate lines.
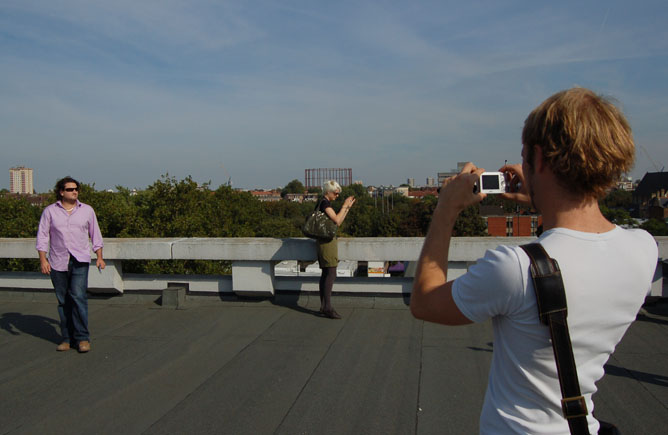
9, 166, 34, 194
633, 172, 668, 218
480, 204, 543, 236
485, 215, 543, 237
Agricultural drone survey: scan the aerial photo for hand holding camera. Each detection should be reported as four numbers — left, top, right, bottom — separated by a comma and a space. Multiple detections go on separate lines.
498, 163, 531, 205
474, 172, 509, 194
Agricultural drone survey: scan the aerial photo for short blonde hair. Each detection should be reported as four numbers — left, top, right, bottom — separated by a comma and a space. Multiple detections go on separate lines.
522, 87, 635, 199
323, 180, 342, 194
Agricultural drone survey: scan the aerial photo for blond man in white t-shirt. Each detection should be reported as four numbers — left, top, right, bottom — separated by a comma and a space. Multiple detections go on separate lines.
411, 88, 658, 434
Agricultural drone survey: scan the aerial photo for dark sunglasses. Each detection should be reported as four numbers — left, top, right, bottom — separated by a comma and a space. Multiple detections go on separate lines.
64, 187, 79, 192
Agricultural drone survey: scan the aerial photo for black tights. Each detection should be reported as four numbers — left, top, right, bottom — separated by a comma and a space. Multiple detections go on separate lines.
319, 267, 337, 311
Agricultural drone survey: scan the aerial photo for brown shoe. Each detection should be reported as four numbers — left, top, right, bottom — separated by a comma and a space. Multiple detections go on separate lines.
56, 342, 71, 352
77, 341, 91, 353
323, 309, 342, 319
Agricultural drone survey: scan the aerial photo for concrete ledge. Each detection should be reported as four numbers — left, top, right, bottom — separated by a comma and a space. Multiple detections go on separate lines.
0, 271, 52, 289
6, 237, 664, 262
0, 238, 181, 260
102, 238, 178, 260
122, 274, 233, 293
173, 238, 316, 261
170, 237, 539, 261
0, 239, 39, 259
274, 276, 413, 294
2, 237, 665, 298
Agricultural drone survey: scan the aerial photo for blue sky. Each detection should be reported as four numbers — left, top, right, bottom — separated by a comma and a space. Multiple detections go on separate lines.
2, 0, 667, 191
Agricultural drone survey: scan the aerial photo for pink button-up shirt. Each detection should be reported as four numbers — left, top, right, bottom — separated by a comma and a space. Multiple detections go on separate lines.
35, 200, 104, 272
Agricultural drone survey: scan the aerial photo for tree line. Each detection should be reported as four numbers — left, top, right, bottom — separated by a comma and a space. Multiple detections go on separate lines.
0, 175, 483, 273
1, 175, 665, 273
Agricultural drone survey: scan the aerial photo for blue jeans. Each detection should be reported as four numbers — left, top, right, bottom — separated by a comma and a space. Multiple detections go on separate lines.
50, 256, 90, 342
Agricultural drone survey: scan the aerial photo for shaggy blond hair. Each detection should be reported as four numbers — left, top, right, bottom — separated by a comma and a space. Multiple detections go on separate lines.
522, 87, 635, 199
323, 180, 342, 194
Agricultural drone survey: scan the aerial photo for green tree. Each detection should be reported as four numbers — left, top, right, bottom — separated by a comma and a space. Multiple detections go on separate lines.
211, 185, 266, 237
0, 193, 43, 271
453, 205, 487, 236
601, 189, 632, 210
281, 179, 305, 198
340, 184, 368, 199
134, 175, 215, 237
598, 189, 634, 226
0, 194, 42, 237
600, 204, 634, 226
79, 186, 139, 237
481, 194, 529, 214
640, 218, 668, 236
262, 200, 306, 237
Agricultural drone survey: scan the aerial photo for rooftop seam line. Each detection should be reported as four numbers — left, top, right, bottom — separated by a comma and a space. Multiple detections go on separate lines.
415, 319, 425, 434
275, 308, 349, 432
141, 306, 290, 434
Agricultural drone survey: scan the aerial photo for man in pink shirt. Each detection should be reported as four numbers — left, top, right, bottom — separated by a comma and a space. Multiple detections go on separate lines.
36, 177, 105, 353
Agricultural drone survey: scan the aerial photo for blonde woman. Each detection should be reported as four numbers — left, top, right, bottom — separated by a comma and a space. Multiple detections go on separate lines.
316, 180, 355, 319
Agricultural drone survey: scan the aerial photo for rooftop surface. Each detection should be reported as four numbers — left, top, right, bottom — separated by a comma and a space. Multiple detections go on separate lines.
1, 293, 667, 434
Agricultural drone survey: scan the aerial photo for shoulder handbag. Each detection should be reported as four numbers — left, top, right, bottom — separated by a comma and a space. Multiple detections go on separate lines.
520, 243, 621, 435
302, 200, 338, 241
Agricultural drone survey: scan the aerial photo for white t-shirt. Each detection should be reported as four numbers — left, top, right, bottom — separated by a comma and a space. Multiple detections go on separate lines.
452, 226, 658, 434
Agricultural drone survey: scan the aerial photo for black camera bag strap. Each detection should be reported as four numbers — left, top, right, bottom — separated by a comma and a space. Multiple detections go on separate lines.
520, 243, 590, 435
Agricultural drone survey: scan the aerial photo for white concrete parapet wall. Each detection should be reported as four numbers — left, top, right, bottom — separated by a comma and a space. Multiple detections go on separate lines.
0, 237, 665, 297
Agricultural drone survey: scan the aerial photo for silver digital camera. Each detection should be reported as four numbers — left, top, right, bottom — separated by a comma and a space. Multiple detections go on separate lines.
475, 172, 509, 194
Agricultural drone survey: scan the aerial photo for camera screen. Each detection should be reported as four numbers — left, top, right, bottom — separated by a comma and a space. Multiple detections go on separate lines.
481, 174, 500, 189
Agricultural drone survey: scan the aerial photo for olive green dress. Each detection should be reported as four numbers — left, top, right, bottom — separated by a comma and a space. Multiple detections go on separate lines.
315, 198, 339, 268
317, 237, 338, 268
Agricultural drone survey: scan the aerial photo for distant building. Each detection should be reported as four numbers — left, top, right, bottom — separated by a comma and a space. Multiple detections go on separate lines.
407, 178, 415, 188
304, 168, 352, 190
615, 177, 635, 191
426, 177, 436, 187
250, 190, 281, 202
394, 186, 409, 197
480, 205, 542, 236
408, 188, 438, 199
285, 192, 319, 203
648, 198, 668, 220
484, 215, 543, 237
633, 172, 668, 218
9, 166, 34, 194
369, 186, 397, 198
437, 162, 467, 185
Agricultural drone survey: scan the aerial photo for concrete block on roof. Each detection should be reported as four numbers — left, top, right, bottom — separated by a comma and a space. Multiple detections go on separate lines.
657, 236, 668, 259
162, 283, 187, 308
649, 261, 665, 297
448, 261, 469, 280
88, 260, 123, 293
232, 260, 275, 297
